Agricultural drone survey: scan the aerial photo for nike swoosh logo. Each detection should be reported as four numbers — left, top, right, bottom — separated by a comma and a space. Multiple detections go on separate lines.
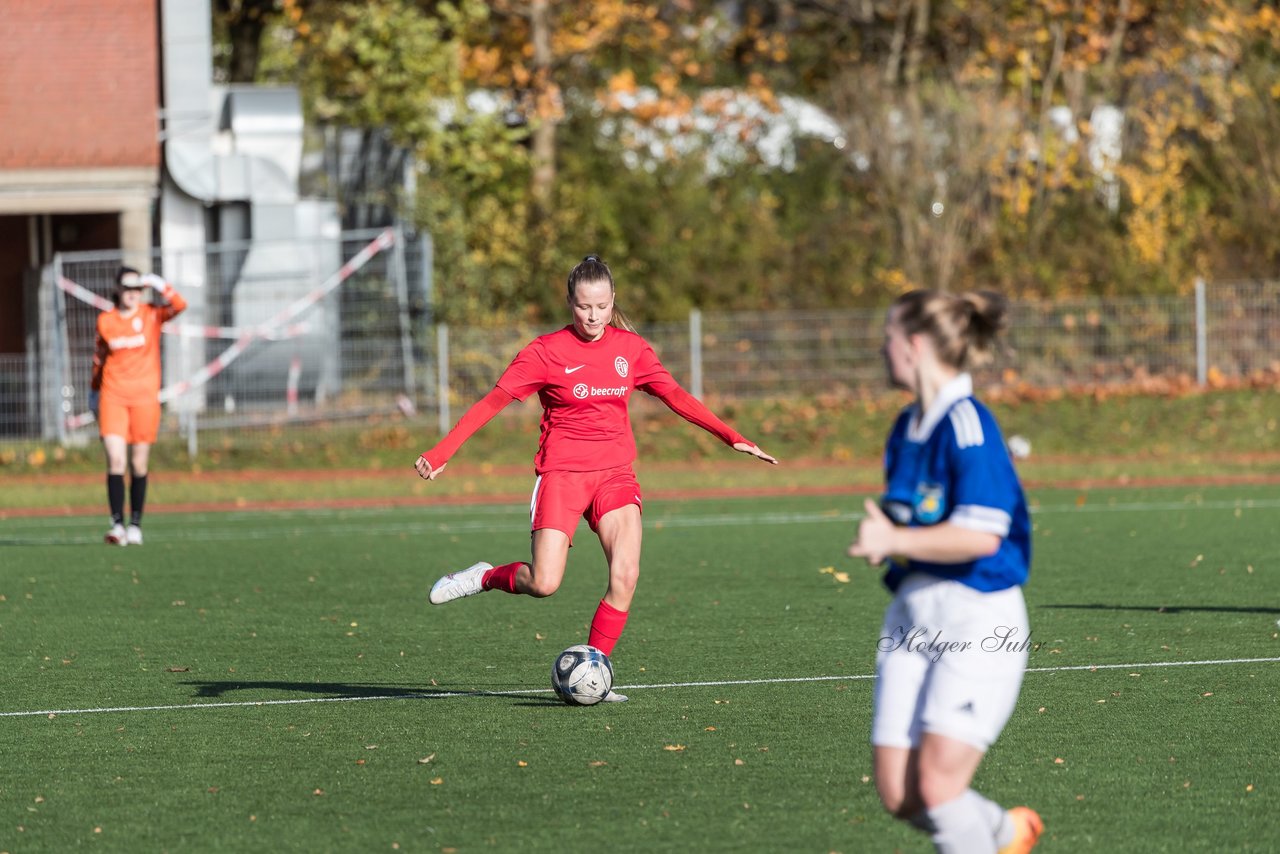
564, 365, 586, 374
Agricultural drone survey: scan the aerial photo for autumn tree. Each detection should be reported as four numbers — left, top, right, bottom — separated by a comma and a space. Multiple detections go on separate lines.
224, 1, 1280, 320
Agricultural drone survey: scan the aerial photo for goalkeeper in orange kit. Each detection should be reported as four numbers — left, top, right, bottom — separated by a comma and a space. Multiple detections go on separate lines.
90, 267, 187, 545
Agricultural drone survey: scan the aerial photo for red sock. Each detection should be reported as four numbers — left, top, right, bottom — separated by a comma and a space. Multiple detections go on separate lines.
588, 599, 629, 655
482, 562, 525, 594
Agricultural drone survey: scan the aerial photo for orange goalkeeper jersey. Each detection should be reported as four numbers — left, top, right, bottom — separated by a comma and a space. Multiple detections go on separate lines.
92, 287, 188, 404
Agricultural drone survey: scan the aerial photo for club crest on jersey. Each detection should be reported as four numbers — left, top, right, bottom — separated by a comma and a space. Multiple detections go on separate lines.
913, 482, 946, 524
614, 356, 629, 377
573, 383, 589, 399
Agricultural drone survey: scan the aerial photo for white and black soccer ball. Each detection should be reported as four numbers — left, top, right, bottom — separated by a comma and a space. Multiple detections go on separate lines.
551, 644, 613, 706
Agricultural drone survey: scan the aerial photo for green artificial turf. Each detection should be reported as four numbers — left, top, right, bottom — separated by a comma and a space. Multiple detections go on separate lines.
1, 486, 1277, 851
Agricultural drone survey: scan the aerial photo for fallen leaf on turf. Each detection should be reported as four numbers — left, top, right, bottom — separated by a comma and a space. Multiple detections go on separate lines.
355, 759, 365, 766
517, 760, 528, 767
735, 759, 745, 766
417, 754, 436, 764
165, 667, 190, 672
535, 633, 545, 640
430, 778, 443, 785
1202, 692, 1213, 697
313, 789, 324, 796
365, 744, 377, 750
1246, 784, 1254, 792
705, 727, 716, 732
589, 761, 607, 767
1054, 758, 1065, 764
663, 745, 686, 752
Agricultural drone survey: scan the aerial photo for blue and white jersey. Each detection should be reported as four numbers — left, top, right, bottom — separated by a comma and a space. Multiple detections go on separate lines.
879, 373, 1031, 594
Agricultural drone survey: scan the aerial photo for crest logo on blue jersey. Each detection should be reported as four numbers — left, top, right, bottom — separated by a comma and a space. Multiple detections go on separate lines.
913, 482, 946, 524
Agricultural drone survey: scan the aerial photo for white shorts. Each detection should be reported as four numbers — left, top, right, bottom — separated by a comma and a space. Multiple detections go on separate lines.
871, 573, 1030, 751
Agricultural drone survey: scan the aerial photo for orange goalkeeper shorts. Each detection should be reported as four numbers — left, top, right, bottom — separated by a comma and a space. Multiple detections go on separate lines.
98, 396, 161, 445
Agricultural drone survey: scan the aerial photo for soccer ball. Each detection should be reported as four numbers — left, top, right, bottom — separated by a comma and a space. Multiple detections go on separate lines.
551, 644, 613, 706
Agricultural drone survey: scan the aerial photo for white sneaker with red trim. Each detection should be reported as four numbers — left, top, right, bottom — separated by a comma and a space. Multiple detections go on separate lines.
428, 562, 493, 605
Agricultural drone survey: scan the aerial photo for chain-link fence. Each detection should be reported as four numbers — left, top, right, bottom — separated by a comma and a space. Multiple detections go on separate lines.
10, 228, 432, 449
4, 236, 1277, 454
420, 283, 1280, 423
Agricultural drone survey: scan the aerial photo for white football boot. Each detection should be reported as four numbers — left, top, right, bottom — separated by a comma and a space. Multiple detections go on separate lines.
126, 524, 143, 545
601, 690, 629, 703
104, 523, 128, 546
428, 561, 493, 605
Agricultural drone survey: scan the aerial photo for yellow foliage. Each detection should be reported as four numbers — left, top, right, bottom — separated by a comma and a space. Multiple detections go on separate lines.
607, 68, 637, 94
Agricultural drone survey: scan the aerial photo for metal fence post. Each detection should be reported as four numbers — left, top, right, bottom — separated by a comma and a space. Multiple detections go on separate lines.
49, 257, 70, 444
184, 409, 198, 460
1194, 278, 1207, 386
390, 227, 417, 397
436, 322, 450, 435
689, 308, 703, 399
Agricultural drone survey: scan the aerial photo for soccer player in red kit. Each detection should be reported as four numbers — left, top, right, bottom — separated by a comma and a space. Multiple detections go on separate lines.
415, 255, 777, 701
91, 267, 187, 546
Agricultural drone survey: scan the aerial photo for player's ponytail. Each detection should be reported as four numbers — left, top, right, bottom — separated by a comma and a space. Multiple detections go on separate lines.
892, 289, 1008, 370
567, 254, 636, 333
957, 290, 1008, 366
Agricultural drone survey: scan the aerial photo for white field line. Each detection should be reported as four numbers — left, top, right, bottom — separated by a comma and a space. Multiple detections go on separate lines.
3, 496, 1279, 545
2, 656, 1277, 719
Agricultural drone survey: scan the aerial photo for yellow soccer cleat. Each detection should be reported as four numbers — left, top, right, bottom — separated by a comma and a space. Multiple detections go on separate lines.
998, 806, 1044, 854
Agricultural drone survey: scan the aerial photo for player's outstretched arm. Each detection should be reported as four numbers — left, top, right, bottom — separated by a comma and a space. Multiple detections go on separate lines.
413, 387, 515, 481
414, 456, 448, 480
732, 442, 778, 465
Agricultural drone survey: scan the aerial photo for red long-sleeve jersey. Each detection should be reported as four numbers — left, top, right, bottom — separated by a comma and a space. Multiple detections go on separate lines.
422, 325, 748, 473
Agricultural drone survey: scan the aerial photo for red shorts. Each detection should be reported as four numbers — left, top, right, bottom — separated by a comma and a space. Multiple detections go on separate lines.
530, 465, 643, 543
98, 396, 161, 445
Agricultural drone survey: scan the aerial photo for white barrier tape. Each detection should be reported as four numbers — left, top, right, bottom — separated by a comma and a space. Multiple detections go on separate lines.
66, 410, 96, 430
158, 332, 254, 404
286, 356, 302, 417
266, 229, 396, 332
57, 276, 114, 312
165, 321, 311, 341
57, 277, 311, 341
64, 229, 396, 426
